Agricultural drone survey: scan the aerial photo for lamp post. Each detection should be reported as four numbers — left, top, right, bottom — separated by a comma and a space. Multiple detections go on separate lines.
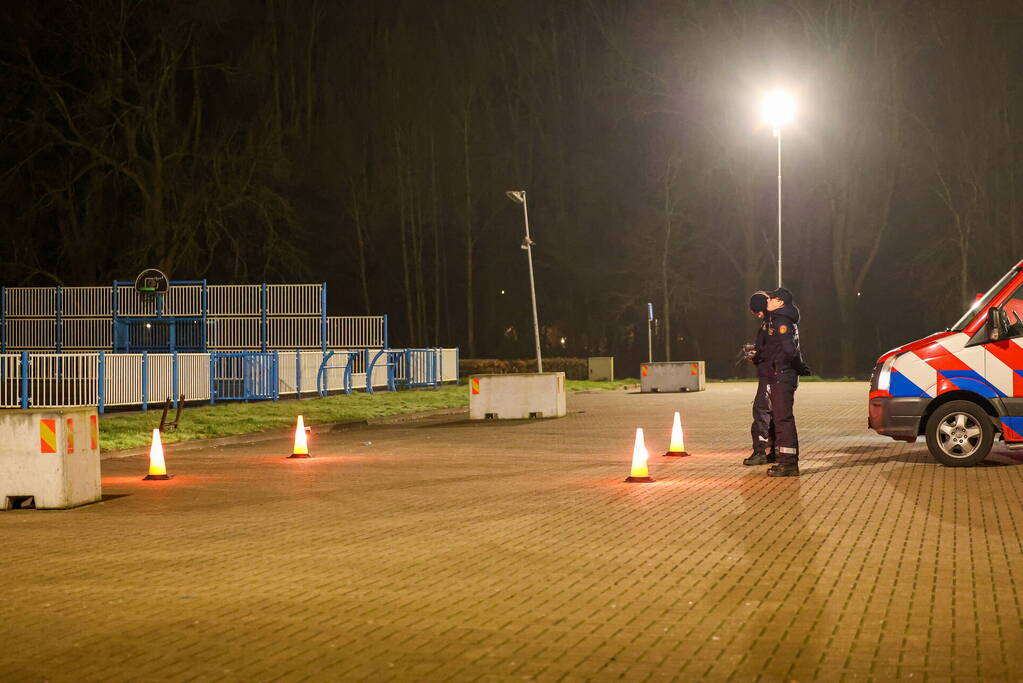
759, 90, 795, 288
506, 190, 543, 373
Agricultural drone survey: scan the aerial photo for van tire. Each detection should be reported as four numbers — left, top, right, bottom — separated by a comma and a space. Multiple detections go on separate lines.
924, 401, 993, 467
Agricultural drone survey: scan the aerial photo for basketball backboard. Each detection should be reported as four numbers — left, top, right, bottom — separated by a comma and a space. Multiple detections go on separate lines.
134, 268, 169, 295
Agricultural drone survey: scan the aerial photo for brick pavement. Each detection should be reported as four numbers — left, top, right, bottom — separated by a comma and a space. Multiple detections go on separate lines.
3, 382, 1023, 681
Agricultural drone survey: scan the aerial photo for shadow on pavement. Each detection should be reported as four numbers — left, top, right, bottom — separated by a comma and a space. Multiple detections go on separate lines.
801, 444, 929, 475
418, 419, 544, 430
979, 449, 1023, 466
100, 493, 131, 503
418, 416, 578, 429
805, 442, 1023, 476
720, 477, 829, 677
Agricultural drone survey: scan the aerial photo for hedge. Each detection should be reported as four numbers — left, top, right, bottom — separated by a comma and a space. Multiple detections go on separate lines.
459, 357, 588, 380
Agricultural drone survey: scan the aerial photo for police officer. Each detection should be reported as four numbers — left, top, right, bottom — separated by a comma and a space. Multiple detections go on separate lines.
744, 291, 778, 466
759, 287, 803, 477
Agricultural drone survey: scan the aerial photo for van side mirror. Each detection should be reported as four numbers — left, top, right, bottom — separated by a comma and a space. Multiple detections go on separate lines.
988, 308, 1007, 342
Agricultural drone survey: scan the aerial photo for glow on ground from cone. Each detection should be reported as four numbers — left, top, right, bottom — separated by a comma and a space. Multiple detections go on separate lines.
147, 429, 167, 476
629, 428, 650, 478
293, 415, 309, 455
668, 411, 686, 452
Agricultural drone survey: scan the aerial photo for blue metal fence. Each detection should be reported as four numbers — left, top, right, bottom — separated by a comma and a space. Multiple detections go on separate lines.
0, 347, 459, 410
0, 282, 387, 353
395, 349, 440, 387
209, 352, 279, 404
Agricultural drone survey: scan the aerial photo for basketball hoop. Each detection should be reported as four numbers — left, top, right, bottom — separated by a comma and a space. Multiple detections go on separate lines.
134, 268, 169, 299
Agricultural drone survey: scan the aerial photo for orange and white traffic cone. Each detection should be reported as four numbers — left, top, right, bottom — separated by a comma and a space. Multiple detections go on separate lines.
625, 428, 654, 483
143, 428, 172, 480
663, 411, 691, 457
288, 415, 311, 459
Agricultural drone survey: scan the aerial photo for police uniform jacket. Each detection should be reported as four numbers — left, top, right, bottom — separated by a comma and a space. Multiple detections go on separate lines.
759, 304, 802, 375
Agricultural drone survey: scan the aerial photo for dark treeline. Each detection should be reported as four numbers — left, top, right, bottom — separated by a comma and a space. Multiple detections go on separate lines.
2, 0, 1022, 377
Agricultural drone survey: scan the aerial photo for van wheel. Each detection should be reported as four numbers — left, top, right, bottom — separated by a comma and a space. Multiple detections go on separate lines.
925, 401, 993, 467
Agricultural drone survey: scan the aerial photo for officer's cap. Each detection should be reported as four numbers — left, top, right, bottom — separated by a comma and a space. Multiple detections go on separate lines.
749, 292, 768, 313
766, 287, 793, 304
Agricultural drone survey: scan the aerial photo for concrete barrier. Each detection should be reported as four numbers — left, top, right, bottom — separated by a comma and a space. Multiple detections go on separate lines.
469, 372, 567, 419
588, 357, 614, 381
640, 361, 706, 393
0, 407, 102, 509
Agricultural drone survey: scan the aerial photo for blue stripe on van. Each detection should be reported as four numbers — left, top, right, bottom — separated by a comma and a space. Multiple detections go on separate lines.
940, 370, 1006, 398
889, 370, 928, 398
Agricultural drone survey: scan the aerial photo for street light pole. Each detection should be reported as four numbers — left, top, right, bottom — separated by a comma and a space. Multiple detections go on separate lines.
760, 90, 794, 289
775, 127, 782, 288
506, 190, 543, 373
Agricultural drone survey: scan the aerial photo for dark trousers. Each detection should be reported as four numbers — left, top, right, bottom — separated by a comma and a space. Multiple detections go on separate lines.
750, 376, 775, 453
751, 371, 799, 462
771, 370, 799, 464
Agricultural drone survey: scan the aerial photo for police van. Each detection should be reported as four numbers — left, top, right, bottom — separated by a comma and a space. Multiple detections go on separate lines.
869, 259, 1023, 466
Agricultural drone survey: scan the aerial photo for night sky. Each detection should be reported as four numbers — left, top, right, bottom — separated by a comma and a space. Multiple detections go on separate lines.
2, 0, 1022, 377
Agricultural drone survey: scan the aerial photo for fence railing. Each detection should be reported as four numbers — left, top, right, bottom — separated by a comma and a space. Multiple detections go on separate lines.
0, 348, 458, 411
62, 318, 114, 350
28, 353, 101, 408
326, 316, 386, 348
267, 284, 322, 316
441, 348, 459, 382
1, 353, 23, 408
1, 282, 386, 352
116, 284, 206, 317
103, 353, 144, 407
63, 287, 112, 317
2, 287, 57, 317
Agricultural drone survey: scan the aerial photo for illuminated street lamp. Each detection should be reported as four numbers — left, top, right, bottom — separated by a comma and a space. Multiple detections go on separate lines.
506, 190, 543, 373
759, 90, 795, 288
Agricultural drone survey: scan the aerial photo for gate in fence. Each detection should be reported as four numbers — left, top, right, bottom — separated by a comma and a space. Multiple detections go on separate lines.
210, 352, 279, 404
396, 349, 439, 387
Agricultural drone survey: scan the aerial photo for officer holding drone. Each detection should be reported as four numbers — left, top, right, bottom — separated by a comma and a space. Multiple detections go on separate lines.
742, 288, 808, 477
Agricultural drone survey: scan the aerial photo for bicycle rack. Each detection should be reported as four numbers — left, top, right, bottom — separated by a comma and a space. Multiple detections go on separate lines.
316, 350, 355, 397
365, 348, 398, 394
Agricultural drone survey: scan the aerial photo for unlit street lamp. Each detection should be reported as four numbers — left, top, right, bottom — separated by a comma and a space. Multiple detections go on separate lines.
759, 90, 795, 288
506, 190, 543, 373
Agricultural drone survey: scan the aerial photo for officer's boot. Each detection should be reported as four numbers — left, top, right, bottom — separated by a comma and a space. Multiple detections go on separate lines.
767, 461, 800, 477
743, 449, 776, 466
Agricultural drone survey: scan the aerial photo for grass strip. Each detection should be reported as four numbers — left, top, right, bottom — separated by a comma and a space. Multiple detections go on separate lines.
99, 379, 637, 451
564, 378, 637, 391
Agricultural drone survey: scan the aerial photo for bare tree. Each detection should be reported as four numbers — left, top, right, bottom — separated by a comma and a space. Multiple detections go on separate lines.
919, 0, 1022, 305
796, 0, 906, 376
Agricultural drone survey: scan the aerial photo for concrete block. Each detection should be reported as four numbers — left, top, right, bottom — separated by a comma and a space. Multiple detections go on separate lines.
469, 372, 567, 420
640, 361, 706, 393
0, 407, 102, 510
588, 357, 614, 381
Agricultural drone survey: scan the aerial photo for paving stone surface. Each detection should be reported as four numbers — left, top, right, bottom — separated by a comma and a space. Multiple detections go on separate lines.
3, 382, 1023, 682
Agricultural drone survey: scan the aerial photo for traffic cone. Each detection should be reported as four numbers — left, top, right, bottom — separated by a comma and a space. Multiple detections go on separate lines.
664, 412, 691, 456
288, 415, 311, 458
625, 428, 654, 483
143, 428, 172, 480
